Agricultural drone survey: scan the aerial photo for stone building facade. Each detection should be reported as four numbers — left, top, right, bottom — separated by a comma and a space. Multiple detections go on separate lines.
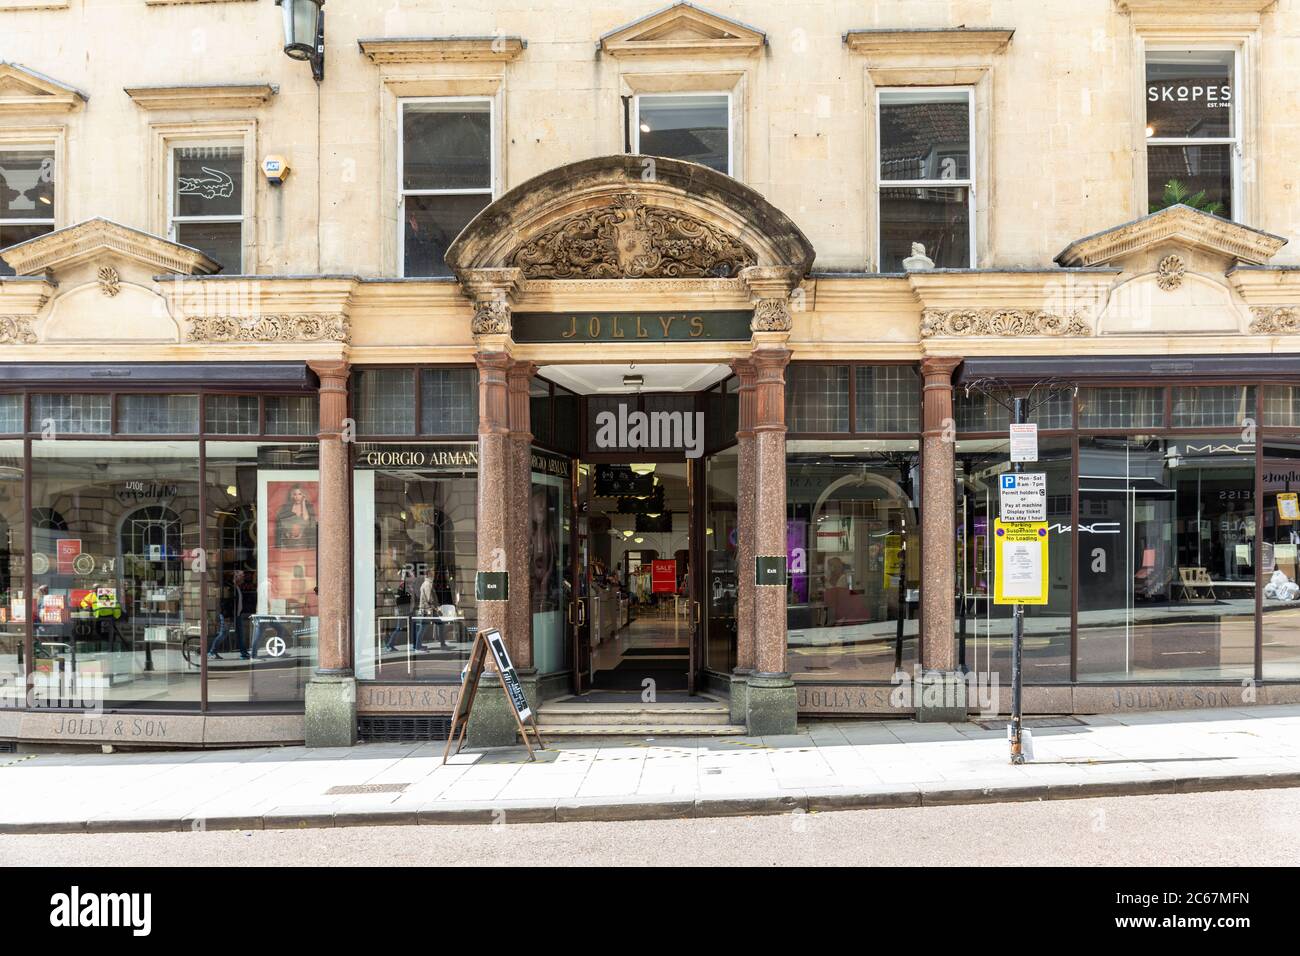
3, 0, 1300, 749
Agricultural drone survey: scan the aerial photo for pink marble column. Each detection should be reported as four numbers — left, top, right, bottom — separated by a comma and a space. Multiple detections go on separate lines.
751, 347, 791, 676
506, 359, 536, 668
920, 355, 962, 673
730, 357, 757, 673
308, 360, 352, 675
475, 351, 512, 651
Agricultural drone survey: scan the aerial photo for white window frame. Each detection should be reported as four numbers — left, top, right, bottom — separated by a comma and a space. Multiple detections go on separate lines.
1143, 46, 1243, 222
874, 86, 976, 270
632, 91, 734, 178
397, 95, 496, 278
0, 142, 56, 247
166, 139, 245, 272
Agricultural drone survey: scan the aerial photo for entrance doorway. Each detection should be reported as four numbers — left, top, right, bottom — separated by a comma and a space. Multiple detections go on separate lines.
536, 362, 739, 701
572, 461, 694, 694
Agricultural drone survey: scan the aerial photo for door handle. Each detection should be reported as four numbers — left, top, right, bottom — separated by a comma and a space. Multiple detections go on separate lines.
577, 600, 586, 626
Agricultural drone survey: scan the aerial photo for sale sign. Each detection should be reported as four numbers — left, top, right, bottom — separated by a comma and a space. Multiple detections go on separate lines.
651, 559, 677, 594
56, 539, 83, 575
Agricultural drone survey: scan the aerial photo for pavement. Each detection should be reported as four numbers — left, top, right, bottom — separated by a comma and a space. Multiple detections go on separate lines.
3, 705, 1300, 834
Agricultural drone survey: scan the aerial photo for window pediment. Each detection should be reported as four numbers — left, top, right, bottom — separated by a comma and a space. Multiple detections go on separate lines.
0, 62, 86, 114
1055, 205, 1286, 271
0, 217, 218, 278
600, 3, 765, 58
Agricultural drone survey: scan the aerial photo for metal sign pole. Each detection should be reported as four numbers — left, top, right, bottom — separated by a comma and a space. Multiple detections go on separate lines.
1010, 395, 1026, 765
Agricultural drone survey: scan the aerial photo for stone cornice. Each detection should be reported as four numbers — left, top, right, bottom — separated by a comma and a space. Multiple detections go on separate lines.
0, 217, 217, 277
0, 61, 87, 114
1055, 205, 1286, 269
843, 28, 1014, 58
124, 83, 276, 111
358, 36, 527, 64
0, 276, 54, 315
600, 3, 765, 58
1117, 1, 1276, 32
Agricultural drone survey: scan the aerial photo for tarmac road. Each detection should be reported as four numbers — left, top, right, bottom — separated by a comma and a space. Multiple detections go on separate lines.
2, 788, 1297, 867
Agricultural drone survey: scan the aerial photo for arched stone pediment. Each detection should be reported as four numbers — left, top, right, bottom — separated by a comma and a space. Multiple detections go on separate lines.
445, 155, 815, 280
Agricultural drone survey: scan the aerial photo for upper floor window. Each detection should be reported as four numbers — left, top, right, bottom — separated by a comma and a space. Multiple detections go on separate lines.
0, 146, 55, 277
1145, 50, 1238, 220
633, 93, 731, 175
169, 142, 244, 272
877, 88, 974, 271
401, 98, 493, 277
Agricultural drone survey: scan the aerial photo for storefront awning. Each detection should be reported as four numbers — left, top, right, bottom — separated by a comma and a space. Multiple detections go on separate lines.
0, 362, 318, 391
955, 354, 1300, 385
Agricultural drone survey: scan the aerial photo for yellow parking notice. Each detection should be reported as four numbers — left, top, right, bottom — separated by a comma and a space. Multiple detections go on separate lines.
1279, 492, 1299, 522
993, 519, 1049, 605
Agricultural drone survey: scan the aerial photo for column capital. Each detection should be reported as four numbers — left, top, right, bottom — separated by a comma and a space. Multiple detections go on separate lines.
920, 354, 963, 383
741, 265, 803, 335
507, 359, 537, 440
308, 360, 350, 436
460, 267, 524, 340
751, 347, 790, 432
731, 356, 756, 438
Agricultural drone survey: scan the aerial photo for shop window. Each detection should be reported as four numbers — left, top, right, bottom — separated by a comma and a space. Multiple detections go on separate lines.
1261, 437, 1300, 679
956, 387, 1074, 432
1076, 435, 1254, 681
634, 93, 731, 175
855, 366, 921, 433
529, 378, 552, 447
531, 453, 570, 674
400, 98, 493, 277
704, 446, 738, 672
117, 394, 199, 435
955, 438, 1072, 682
0, 146, 55, 278
1145, 50, 1238, 220
786, 441, 921, 680
0, 394, 21, 434
0, 440, 24, 704
355, 369, 416, 436
352, 449, 478, 681
419, 368, 477, 435
205, 395, 260, 435
29, 393, 110, 436
169, 142, 244, 272
877, 88, 974, 271
204, 442, 319, 704
1171, 385, 1254, 428
1080, 387, 1165, 430
787, 365, 850, 433
30, 440, 203, 708
1262, 385, 1300, 428
264, 396, 318, 436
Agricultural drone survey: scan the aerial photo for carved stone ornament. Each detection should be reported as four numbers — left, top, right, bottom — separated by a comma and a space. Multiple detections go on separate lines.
0, 315, 38, 345
97, 265, 121, 297
1249, 307, 1300, 334
751, 297, 792, 332
510, 193, 758, 279
1156, 254, 1186, 292
187, 313, 350, 343
471, 299, 511, 336
920, 308, 1092, 338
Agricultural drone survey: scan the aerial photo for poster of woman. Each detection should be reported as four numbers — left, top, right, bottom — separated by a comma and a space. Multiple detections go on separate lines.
259, 475, 320, 618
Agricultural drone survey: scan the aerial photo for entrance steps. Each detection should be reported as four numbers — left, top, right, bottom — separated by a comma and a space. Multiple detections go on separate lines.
533, 697, 746, 736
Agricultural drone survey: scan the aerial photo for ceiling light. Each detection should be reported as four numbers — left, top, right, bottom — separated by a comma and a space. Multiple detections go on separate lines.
634, 537, 644, 544
631, 463, 656, 475
640, 122, 651, 133
1145, 125, 1155, 138
623, 374, 644, 388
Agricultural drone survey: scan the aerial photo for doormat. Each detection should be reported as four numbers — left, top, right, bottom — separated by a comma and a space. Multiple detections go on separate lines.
622, 647, 689, 657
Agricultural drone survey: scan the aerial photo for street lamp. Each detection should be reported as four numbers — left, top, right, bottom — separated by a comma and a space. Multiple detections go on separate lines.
276, 0, 325, 82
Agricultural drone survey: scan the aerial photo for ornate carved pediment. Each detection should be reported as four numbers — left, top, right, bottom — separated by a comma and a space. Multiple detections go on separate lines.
510, 194, 757, 280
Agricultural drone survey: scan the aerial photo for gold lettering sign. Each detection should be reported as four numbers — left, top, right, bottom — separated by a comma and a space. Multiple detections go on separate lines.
512, 311, 752, 344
